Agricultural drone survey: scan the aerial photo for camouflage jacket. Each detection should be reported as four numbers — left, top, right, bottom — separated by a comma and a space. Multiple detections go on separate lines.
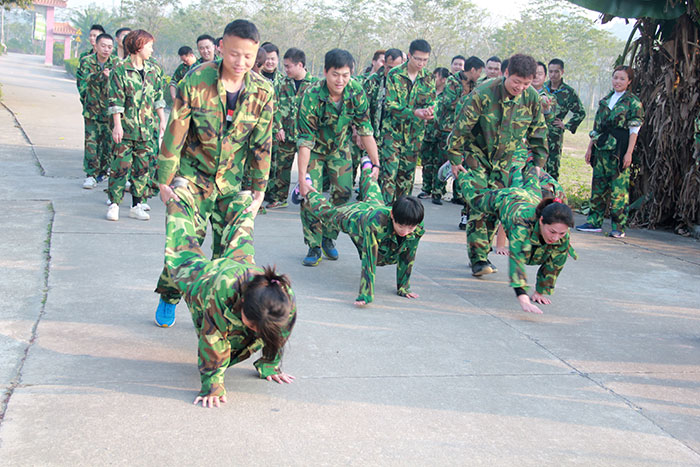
363, 66, 389, 139
474, 182, 576, 294
187, 262, 296, 397
535, 86, 558, 128
589, 90, 644, 152
76, 53, 120, 121
436, 71, 477, 135
446, 77, 549, 170
108, 58, 166, 141
544, 79, 586, 134
384, 62, 437, 143
273, 72, 319, 140
157, 62, 274, 195
296, 78, 373, 156
262, 68, 285, 89
78, 49, 94, 61
171, 62, 194, 87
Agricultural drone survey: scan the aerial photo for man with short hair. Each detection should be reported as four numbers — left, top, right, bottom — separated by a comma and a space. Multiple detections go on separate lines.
295, 49, 381, 266
433, 55, 484, 209
79, 24, 105, 60
265, 47, 319, 209
380, 39, 437, 205
154, 19, 274, 327
544, 58, 586, 180
169, 46, 198, 101
113, 27, 131, 59
450, 55, 466, 74
260, 42, 284, 87
446, 54, 548, 276
76, 33, 118, 189
196, 34, 217, 63
480, 56, 502, 82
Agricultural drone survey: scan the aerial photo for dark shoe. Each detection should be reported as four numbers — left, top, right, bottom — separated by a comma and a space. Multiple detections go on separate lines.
302, 247, 322, 266
417, 191, 430, 199
431, 195, 443, 205
451, 197, 465, 206
575, 222, 602, 232
458, 214, 467, 230
321, 237, 339, 260
609, 229, 626, 238
471, 261, 494, 277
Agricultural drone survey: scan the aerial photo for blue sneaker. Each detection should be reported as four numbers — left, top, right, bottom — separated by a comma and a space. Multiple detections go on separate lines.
291, 174, 313, 204
155, 299, 176, 327
302, 247, 322, 266
575, 222, 602, 232
321, 237, 339, 260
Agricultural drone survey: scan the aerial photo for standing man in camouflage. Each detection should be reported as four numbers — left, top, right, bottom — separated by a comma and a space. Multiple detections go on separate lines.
544, 58, 586, 180
169, 46, 197, 101
363, 48, 404, 158
265, 47, 318, 209
446, 54, 548, 276
417, 66, 449, 202
113, 27, 131, 60
296, 49, 381, 266
78, 24, 105, 61
76, 33, 118, 190
434, 56, 484, 211
380, 39, 437, 205
153, 19, 274, 328
260, 42, 284, 87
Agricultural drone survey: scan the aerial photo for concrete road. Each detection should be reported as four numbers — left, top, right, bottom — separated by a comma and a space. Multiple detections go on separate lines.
0, 53, 699, 466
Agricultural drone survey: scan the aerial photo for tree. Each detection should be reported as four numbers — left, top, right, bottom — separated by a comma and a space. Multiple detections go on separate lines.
2, 0, 32, 9
69, 5, 122, 54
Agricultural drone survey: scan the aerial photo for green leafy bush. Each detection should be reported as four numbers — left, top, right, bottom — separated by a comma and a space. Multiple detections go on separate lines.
64, 58, 80, 77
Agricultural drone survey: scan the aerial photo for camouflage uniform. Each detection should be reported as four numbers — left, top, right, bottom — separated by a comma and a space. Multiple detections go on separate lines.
107, 58, 166, 204
265, 72, 318, 203
436, 72, 478, 204
76, 53, 119, 178
171, 62, 194, 86
164, 187, 295, 398
364, 66, 389, 143
447, 77, 548, 266
544, 79, 585, 180
296, 78, 374, 248
380, 62, 436, 204
305, 166, 424, 303
585, 90, 644, 231
155, 61, 274, 305
78, 49, 94, 61
469, 172, 576, 294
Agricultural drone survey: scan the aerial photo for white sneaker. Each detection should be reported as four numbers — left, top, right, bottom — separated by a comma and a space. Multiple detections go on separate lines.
106, 203, 119, 221
129, 204, 150, 221
140, 202, 151, 211
83, 176, 97, 189
125, 181, 132, 191
106, 198, 112, 205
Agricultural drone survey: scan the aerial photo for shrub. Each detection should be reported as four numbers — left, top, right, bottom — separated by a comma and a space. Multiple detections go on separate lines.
64, 58, 80, 77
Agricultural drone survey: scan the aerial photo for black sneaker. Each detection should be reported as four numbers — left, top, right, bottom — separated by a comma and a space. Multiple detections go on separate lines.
417, 191, 431, 199
432, 195, 443, 205
471, 261, 494, 276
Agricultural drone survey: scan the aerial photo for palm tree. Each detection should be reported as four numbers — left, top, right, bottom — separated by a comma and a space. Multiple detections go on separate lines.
568, 0, 700, 233
69, 5, 122, 55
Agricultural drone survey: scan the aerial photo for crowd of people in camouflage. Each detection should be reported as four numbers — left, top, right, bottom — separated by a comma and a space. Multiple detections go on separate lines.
74, 18, 651, 407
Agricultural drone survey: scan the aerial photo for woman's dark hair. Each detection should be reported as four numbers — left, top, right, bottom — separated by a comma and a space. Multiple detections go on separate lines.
241, 266, 296, 361
124, 30, 154, 55
613, 65, 634, 82
535, 199, 574, 228
392, 196, 424, 226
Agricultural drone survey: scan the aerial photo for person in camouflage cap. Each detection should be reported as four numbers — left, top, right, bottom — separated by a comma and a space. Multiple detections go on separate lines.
264, 47, 318, 209
576, 66, 643, 238
380, 39, 437, 205
465, 166, 576, 314
106, 29, 166, 222
296, 48, 381, 267
446, 54, 548, 277
76, 33, 118, 190
169, 46, 198, 101
302, 156, 424, 305
164, 183, 296, 408
154, 19, 274, 328
544, 59, 586, 180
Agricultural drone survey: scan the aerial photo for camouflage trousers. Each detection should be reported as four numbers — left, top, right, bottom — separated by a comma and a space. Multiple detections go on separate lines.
586, 149, 630, 231
380, 135, 419, 204
108, 138, 152, 205
457, 162, 510, 265
155, 178, 246, 304
300, 149, 353, 248
145, 131, 160, 199
265, 141, 296, 203
83, 118, 112, 178
506, 147, 531, 188
305, 166, 384, 302
545, 128, 563, 181
420, 136, 447, 196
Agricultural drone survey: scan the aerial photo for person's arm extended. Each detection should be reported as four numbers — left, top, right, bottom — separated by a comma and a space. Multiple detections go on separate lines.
296, 90, 317, 196
356, 222, 379, 306
195, 308, 231, 404
108, 67, 125, 144
507, 223, 543, 313
396, 224, 424, 298
534, 238, 572, 297
446, 92, 482, 175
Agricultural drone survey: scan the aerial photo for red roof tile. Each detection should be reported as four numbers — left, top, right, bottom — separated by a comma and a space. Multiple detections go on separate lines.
54, 22, 77, 35
33, 0, 68, 7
